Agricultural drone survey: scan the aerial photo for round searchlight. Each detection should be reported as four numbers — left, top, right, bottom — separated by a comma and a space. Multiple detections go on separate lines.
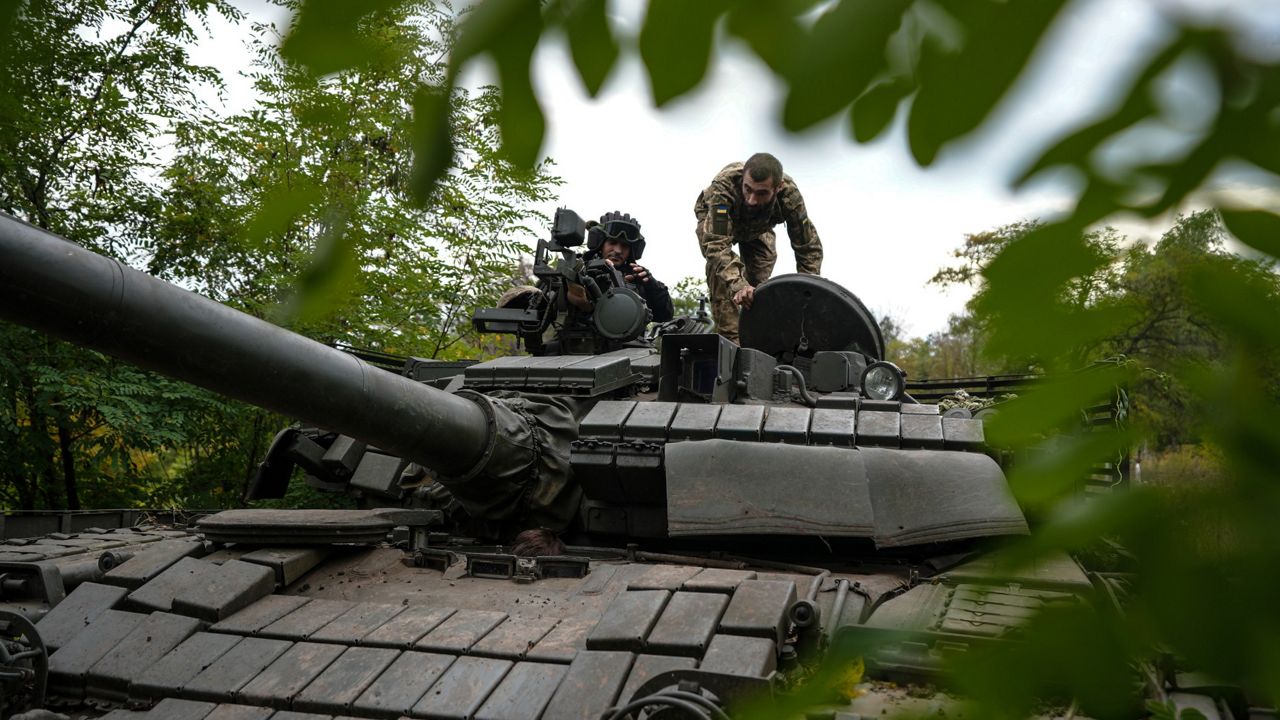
861, 361, 906, 401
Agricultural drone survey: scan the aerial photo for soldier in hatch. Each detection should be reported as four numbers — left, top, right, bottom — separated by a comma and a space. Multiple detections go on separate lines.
694, 152, 823, 343
584, 211, 675, 323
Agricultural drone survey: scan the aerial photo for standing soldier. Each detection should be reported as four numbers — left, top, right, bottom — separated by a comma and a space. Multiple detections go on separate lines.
694, 152, 823, 343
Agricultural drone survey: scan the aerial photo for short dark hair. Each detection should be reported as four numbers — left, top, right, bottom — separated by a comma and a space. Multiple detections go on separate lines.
744, 153, 783, 186
510, 528, 566, 557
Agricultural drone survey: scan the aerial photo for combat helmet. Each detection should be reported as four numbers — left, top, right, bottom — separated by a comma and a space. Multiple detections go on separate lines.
586, 210, 646, 261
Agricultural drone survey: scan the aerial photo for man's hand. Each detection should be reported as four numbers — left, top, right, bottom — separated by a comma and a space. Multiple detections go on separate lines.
624, 264, 652, 284
732, 285, 755, 309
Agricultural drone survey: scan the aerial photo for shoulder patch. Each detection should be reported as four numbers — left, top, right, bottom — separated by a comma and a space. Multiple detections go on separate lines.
712, 204, 730, 235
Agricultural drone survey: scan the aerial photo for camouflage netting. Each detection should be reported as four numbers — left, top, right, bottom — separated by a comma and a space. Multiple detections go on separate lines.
436, 390, 588, 532
936, 389, 1015, 413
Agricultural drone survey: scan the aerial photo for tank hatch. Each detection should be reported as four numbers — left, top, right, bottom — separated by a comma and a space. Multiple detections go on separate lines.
739, 273, 885, 361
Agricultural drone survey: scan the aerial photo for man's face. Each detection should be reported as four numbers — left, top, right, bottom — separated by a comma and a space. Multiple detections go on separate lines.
602, 238, 631, 266
742, 174, 779, 218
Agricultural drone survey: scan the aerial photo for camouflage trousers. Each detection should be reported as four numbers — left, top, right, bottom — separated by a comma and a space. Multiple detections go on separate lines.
707, 231, 777, 343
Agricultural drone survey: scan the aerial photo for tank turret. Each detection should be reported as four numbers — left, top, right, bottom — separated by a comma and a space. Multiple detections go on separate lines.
0, 209, 1028, 544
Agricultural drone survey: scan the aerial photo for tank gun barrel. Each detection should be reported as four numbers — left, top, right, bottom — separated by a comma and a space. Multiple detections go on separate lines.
0, 213, 489, 477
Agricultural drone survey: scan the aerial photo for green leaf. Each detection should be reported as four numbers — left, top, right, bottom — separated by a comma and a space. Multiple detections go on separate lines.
492, 9, 545, 168
1237, 66, 1280, 177
1006, 425, 1139, 508
724, 0, 807, 78
1014, 38, 1188, 187
1183, 368, 1280, 487
1147, 134, 1225, 218
909, 0, 1069, 165
738, 631, 893, 720
1245, 115, 1280, 176
494, 55, 546, 168
985, 364, 1131, 448
850, 75, 913, 143
0, 0, 18, 82
559, 0, 618, 97
1183, 262, 1280, 352
451, 0, 544, 168
950, 604, 1137, 719
280, 218, 360, 326
781, 0, 910, 132
1220, 209, 1280, 259
244, 183, 324, 249
281, 0, 402, 76
452, 0, 536, 65
639, 0, 730, 107
409, 87, 454, 204
998, 490, 1152, 568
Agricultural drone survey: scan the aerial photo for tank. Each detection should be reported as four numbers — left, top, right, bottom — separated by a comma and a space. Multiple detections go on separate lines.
0, 210, 1203, 720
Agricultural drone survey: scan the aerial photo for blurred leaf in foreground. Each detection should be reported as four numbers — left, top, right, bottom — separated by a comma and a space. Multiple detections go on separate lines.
949, 604, 1139, 720
452, 0, 545, 167
279, 0, 401, 75
908, 0, 1069, 165
1220, 209, 1280, 260
781, 0, 909, 132
555, 0, 619, 97
638, 0, 729, 107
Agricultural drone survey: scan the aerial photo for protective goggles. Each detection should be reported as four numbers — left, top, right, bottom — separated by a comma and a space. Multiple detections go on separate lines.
600, 219, 642, 243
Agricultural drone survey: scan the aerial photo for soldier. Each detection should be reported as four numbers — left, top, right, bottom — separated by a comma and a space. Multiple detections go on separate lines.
694, 153, 823, 343
584, 211, 674, 323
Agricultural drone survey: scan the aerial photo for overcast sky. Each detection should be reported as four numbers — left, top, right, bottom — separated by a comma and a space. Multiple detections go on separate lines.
193, 0, 1280, 338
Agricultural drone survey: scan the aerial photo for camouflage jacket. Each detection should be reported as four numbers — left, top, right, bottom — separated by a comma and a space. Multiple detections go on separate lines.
695, 162, 823, 294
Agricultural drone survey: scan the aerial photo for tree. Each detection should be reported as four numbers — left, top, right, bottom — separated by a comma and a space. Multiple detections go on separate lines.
670, 276, 710, 322
1107, 212, 1279, 447
1109, 212, 1231, 363
932, 221, 1127, 370
152, 2, 560, 361
934, 211, 1280, 447
0, 0, 243, 510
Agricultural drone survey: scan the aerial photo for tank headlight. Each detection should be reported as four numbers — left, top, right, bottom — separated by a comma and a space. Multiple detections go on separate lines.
860, 361, 905, 401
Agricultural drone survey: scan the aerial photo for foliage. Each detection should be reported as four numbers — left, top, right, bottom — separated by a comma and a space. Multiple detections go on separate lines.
0, 325, 256, 510
0, 0, 251, 510
933, 210, 1278, 449
254, 474, 360, 511
670, 276, 710, 322
1138, 444, 1237, 558
885, 312, 996, 381
931, 221, 1127, 369
0, 0, 238, 246
152, 1, 561, 360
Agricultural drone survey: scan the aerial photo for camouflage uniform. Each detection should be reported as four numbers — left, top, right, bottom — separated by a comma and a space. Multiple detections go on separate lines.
694, 162, 823, 342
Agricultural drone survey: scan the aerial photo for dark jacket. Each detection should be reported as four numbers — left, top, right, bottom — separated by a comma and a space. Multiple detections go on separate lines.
632, 274, 674, 323
581, 252, 675, 323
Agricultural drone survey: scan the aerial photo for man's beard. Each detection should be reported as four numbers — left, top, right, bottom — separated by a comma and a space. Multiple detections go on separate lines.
606, 251, 626, 264
744, 203, 770, 220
